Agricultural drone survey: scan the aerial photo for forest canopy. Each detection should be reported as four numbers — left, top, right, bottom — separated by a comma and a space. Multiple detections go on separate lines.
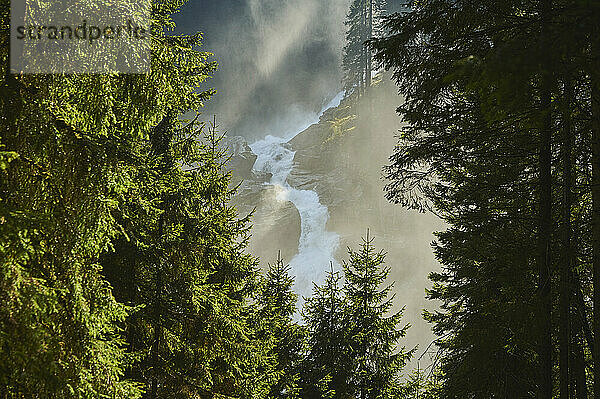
5, 0, 599, 398
0, 0, 412, 397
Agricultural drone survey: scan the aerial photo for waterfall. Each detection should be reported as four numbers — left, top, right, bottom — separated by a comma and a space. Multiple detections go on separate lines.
250, 92, 344, 299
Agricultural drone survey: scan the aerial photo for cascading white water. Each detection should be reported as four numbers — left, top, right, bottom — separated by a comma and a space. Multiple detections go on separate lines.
250, 92, 344, 298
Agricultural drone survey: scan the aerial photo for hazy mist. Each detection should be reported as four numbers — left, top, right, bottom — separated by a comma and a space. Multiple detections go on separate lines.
174, 0, 349, 141
176, 0, 440, 370
175, 0, 409, 140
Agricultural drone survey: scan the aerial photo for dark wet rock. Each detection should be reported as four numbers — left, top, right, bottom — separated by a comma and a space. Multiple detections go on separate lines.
222, 136, 258, 180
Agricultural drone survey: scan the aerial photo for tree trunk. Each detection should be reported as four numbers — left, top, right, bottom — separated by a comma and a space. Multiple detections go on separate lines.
560, 78, 573, 399
537, 1, 553, 398
365, 0, 372, 91
592, 16, 600, 399
571, 209, 591, 399
537, 75, 553, 399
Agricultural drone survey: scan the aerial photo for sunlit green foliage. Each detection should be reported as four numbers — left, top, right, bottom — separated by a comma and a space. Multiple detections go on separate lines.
0, 0, 271, 396
253, 253, 306, 399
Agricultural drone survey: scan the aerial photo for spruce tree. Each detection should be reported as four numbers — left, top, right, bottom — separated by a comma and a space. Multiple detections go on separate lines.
300, 265, 351, 399
301, 236, 411, 399
255, 252, 306, 399
342, 0, 387, 97
342, 232, 412, 399
343, 0, 367, 96
101, 119, 275, 398
370, 0, 599, 397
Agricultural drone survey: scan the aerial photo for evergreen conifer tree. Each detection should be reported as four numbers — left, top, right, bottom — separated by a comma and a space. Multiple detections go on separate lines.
369, 0, 600, 397
342, 232, 412, 399
255, 252, 306, 399
300, 265, 351, 399
301, 235, 411, 399
101, 119, 275, 398
342, 0, 387, 97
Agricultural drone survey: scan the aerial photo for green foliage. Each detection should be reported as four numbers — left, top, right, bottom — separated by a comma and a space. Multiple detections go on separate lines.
301, 235, 412, 399
371, 0, 599, 397
0, 145, 18, 171
324, 114, 357, 146
343, 0, 368, 96
342, 232, 413, 399
342, 0, 387, 97
100, 118, 273, 398
301, 266, 351, 398
254, 252, 306, 399
400, 368, 442, 399
0, 0, 272, 396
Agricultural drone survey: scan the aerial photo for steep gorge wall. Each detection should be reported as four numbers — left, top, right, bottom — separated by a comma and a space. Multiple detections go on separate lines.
227, 75, 444, 363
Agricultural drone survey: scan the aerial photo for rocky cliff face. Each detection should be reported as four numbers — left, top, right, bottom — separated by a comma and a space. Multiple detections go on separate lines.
226, 77, 444, 364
